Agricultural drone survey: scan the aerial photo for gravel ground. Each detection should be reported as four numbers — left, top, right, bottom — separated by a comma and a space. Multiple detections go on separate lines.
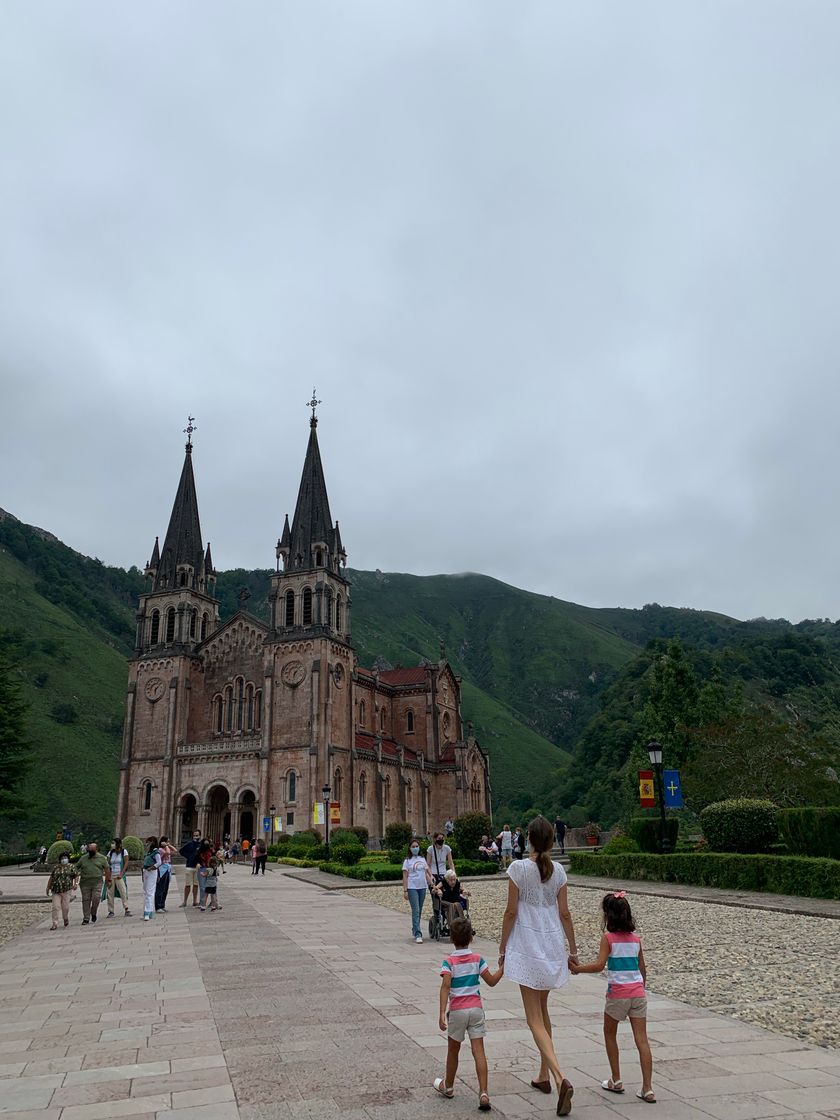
359, 880, 840, 1050
0, 904, 44, 951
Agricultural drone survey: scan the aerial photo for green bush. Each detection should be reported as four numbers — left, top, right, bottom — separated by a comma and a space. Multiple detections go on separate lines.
454, 859, 502, 877
570, 851, 840, 900
384, 821, 413, 852
453, 811, 492, 860
46, 840, 73, 864
600, 835, 641, 856
0, 853, 29, 867
122, 836, 144, 861
267, 836, 291, 857
629, 817, 680, 853
273, 857, 321, 868
777, 807, 840, 860
345, 826, 369, 846
329, 837, 365, 866
700, 799, 778, 853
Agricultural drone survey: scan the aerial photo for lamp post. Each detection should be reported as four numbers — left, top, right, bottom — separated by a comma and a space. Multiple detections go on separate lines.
322, 783, 331, 860
269, 804, 276, 850
647, 740, 671, 854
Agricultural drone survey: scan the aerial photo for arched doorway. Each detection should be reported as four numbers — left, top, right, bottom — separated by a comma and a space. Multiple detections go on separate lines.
206, 785, 230, 844
239, 790, 256, 841
179, 793, 197, 843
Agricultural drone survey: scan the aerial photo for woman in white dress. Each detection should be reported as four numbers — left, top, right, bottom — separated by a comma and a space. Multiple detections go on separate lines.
498, 815, 579, 1115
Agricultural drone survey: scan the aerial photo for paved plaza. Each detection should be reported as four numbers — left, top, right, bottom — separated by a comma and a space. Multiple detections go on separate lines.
0, 865, 839, 1120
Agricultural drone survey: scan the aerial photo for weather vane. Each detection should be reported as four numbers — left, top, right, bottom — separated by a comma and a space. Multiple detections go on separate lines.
184, 415, 197, 449
307, 389, 321, 422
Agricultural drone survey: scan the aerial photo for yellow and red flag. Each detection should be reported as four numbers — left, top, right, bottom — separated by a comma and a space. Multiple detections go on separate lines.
639, 770, 655, 808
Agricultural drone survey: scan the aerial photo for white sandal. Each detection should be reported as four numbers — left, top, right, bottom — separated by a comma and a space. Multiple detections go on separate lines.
601, 1079, 624, 1093
636, 1089, 656, 1103
434, 1078, 454, 1099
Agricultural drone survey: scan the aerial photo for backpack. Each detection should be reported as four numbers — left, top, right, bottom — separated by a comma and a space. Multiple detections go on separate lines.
142, 849, 158, 870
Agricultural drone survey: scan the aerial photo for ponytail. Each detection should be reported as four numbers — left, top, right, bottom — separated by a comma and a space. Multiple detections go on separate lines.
535, 850, 553, 883
527, 815, 555, 882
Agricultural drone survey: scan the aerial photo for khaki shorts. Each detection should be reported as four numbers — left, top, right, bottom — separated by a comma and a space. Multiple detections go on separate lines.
447, 1007, 486, 1042
605, 997, 647, 1022
183, 867, 199, 887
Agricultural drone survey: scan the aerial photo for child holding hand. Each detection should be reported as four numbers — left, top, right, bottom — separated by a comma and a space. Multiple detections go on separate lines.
436, 918, 504, 1111
570, 891, 655, 1103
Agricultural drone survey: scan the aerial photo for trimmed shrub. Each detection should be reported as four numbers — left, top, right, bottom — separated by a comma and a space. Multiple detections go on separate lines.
700, 799, 778, 854
629, 817, 680, 853
46, 840, 73, 864
453, 811, 492, 860
0, 853, 29, 867
600, 835, 641, 856
384, 821, 413, 852
347, 826, 369, 846
329, 837, 365, 866
267, 836, 291, 857
570, 851, 840, 900
454, 859, 502, 877
274, 857, 321, 868
122, 836, 144, 861
777, 807, 840, 860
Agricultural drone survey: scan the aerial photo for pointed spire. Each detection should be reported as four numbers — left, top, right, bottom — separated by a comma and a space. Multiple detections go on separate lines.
204, 541, 213, 573
280, 514, 291, 550
154, 424, 205, 591
288, 412, 336, 570
149, 536, 160, 568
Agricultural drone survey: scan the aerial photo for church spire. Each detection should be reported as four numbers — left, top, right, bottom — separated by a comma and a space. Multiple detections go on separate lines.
281, 393, 345, 572
154, 419, 206, 591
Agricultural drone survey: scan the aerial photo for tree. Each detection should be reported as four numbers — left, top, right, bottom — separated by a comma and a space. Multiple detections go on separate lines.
639, 640, 699, 764
0, 650, 30, 817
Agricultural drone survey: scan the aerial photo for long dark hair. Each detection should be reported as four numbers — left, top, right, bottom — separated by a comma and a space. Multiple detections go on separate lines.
602, 892, 636, 933
527, 815, 554, 882
146, 836, 158, 850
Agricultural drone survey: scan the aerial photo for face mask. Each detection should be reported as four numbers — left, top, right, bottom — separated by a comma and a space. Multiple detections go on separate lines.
435, 839, 443, 846
410, 846, 420, 855
60, 857, 69, 864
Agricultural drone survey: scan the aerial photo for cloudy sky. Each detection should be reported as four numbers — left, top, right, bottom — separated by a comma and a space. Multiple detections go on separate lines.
2, 3, 839, 622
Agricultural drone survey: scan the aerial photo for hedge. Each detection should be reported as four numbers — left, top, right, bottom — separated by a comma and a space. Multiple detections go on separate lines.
273, 857, 321, 868
777, 808, 840, 861
46, 840, 74, 864
629, 817, 680, 853
570, 851, 840, 900
122, 836, 144, 861
699, 799, 778, 853
0, 853, 29, 867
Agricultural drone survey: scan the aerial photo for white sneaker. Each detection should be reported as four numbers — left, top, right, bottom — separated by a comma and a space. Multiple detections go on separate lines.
415, 935, 423, 943
143, 915, 150, 921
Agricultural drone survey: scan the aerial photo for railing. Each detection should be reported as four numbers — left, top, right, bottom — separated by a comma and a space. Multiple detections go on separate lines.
176, 738, 261, 757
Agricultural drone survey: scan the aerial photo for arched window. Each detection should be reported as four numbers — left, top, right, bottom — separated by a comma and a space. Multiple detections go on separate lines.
336, 595, 342, 632
405, 780, 412, 822
442, 711, 451, 741
302, 588, 313, 626
201, 612, 208, 641
471, 773, 481, 811
316, 549, 323, 567
379, 707, 386, 731
255, 689, 263, 731
214, 695, 223, 734
287, 771, 297, 803
383, 774, 391, 810
224, 685, 233, 733
285, 590, 295, 627
143, 781, 152, 812
165, 607, 176, 644
150, 610, 160, 645
359, 700, 366, 727
333, 767, 343, 804
246, 684, 254, 731
406, 709, 414, 733
236, 678, 245, 731
358, 771, 367, 808
179, 570, 188, 588
189, 609, 196, 639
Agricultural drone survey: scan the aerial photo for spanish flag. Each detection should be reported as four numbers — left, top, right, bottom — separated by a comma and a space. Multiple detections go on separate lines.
639, 770, 655, 808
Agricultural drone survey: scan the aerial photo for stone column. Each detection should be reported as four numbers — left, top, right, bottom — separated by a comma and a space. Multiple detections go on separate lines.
229, 802, 241, 843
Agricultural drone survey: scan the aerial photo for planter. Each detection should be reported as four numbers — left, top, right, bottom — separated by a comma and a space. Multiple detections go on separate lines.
585, 835, 599, 847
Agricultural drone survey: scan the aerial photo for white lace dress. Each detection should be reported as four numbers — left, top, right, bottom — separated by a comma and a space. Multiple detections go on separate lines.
504, 858, 570, 990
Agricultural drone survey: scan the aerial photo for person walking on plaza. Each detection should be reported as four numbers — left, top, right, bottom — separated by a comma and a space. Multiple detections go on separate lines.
142, 837, 161, 921
427, 831, 455, 884
554, 817, 566, 855
252, 838, 268, 875
155, 836, 175, 912
402, 839, 434, 943
76, 842, 111, 925
570, 892, 655, 1103
201, 856, 222, 911
498, 815, 579, 1115
497, 824, 513, 869
241, 837, 250, 862
179, 829, 202, 907
231, 839, 240, 864
435, 917, 504, 1110
196, 838, 214, 908
46, 852, 79, 929
106, 838, 131, 918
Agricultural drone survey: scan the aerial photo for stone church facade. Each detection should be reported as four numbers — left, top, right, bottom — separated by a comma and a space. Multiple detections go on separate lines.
115, 413, 491, 844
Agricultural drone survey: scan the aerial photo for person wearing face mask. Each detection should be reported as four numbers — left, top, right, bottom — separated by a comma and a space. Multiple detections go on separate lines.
46, 854, 79, 930
402, 840, 434, 943
75, 842, 112, 925
427, 832, 456, 884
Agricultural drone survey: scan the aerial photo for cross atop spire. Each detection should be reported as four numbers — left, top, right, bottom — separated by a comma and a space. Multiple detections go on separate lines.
183, 415, 197, 452
306, 389, 321, 428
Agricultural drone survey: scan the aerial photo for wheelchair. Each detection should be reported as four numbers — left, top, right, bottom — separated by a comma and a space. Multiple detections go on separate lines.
428, 892, 465, 941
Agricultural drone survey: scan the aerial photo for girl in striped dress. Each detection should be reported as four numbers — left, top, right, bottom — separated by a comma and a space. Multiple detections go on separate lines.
570, 892, 655, 1103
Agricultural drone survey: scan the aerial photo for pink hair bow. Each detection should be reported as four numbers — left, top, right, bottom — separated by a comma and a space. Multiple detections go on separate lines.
612, 890, 626, 900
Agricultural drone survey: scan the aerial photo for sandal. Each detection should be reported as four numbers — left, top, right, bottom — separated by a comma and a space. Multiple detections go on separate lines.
636, 1089, 656, 1103
556, 1079, 574, 1116
531, 1080, 552, 1094
601, 1078, 624, 1093
478, 1092, 491, 1111
434, 1078, 454, 1099
49, 924, 58, 931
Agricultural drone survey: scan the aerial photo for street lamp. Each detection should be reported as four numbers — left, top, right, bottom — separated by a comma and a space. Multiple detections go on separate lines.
322, 783, 331, 860
647, 740, 671, 854
269, 804, 276, 849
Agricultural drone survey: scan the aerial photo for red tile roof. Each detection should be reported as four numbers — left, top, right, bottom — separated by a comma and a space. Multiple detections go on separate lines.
377, 667, 429, 686
354, 730, 420, 760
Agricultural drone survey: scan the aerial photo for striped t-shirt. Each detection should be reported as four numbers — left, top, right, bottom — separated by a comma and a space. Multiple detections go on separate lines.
606, 932, 645, 999
440, 949, 489, 1011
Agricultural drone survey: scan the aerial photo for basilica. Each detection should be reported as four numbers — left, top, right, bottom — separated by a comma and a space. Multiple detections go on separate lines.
115, 407, 491, 844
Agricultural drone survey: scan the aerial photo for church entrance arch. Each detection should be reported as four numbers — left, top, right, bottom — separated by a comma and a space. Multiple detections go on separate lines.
239, 790, 256, 841
206, 784, 231, 844
179, 793, 198, 843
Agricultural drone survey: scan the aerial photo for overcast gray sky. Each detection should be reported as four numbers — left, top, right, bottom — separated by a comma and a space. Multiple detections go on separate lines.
2, 2, 839, 622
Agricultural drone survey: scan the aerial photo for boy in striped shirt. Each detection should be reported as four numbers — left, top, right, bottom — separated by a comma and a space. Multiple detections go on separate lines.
436, 917, 504, 1111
